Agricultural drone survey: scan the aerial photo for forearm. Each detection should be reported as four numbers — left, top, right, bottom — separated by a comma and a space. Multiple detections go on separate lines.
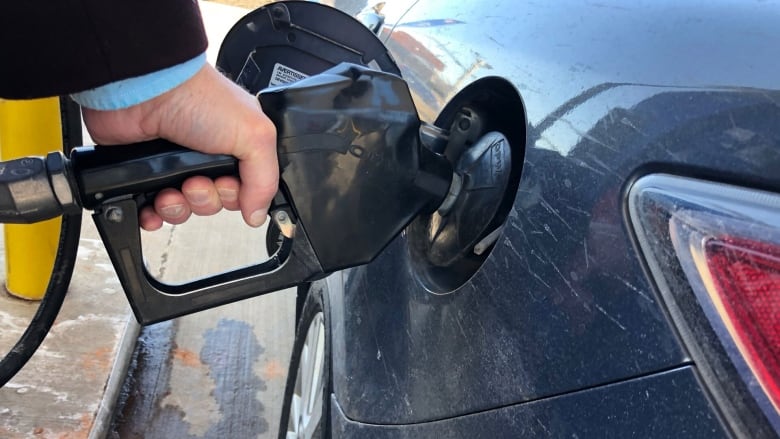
0, 0, 208, 99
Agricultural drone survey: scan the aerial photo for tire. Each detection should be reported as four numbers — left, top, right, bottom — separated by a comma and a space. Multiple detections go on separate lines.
279, 284, 331, 439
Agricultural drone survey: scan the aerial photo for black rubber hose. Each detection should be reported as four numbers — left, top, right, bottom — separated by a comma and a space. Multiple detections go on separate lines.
0, 97, 83, 387
0, 211, 82, 387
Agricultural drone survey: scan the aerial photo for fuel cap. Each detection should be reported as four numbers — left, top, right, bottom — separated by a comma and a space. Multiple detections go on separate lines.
424, 131, 512, 267
406, 101, 517, 293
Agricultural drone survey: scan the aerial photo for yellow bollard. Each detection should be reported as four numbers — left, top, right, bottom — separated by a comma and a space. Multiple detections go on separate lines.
0, 98, 64, 300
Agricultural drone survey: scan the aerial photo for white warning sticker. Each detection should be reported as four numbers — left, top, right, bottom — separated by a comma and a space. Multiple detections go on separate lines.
269, 63, 309, 87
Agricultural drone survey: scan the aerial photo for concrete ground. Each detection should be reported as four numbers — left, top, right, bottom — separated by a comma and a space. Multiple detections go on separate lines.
0, 216, 139, 438
0, 213, 295, 439
0, 2, 296, 438
109, 213, 295, 439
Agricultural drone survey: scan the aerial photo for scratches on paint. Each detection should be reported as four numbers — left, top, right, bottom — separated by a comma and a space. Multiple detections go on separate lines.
564, 205, 591, 217
549, 259, 583, 302
482, 269, 497, 291
537, 135, 564, 154
535, 417, 552, 435
611, 274, 654, 303
530, 249, 547, 265
559, 117, 618, 152
542, 224, 558, 242
502, 237, 524, 263
508, 219, 533, 272
758, 90, 779, 105
529, 271, 552, 290
359, 285, 392, 383
572, 157, 606, 176
539, 197, 573, 231
583, 240, 590, 270
593, 303, 628, 331
619, 117, 647, 136
583, 153, 622, 179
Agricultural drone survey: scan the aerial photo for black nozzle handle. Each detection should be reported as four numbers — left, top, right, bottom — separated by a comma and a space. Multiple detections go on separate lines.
69, 139, 238, 209
93, 197, 323, 324
0, 140, 239, 223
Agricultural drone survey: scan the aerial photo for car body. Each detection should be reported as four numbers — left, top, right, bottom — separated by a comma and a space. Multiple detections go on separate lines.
282, 1, 780, 437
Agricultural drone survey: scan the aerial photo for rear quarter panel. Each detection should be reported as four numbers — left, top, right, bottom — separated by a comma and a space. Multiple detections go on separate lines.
326, 0, 780, 426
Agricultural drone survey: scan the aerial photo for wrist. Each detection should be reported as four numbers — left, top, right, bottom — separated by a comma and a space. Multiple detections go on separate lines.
71, 53, 207, 111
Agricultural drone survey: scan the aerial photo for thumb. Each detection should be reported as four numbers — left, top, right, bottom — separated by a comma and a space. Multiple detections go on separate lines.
236, 142, 279, 227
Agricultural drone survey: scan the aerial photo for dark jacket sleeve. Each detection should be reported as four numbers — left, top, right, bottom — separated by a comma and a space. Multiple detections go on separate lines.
0, 1, 208, 99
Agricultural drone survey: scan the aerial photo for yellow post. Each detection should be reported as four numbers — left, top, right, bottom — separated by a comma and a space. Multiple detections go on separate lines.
0, 98, 64, 300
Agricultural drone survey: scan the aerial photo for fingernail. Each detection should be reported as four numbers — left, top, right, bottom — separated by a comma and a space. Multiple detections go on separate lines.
217, 188, 238, 202
249, 209, 267, 227
186, 189, 211, 206
160, 204, 185, 218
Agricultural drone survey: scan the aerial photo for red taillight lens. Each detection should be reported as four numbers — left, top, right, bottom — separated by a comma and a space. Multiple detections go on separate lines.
696, 236, 780, 411
630, 174, 780, 433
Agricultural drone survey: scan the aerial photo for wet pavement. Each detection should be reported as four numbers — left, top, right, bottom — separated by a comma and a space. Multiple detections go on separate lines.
109, 297, 294, 439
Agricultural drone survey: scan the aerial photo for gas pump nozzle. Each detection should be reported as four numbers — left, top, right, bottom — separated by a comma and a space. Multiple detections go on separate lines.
0, 64, 452, 324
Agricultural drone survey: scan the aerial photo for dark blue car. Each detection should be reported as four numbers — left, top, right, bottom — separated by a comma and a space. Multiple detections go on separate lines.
276, 1, 780, 437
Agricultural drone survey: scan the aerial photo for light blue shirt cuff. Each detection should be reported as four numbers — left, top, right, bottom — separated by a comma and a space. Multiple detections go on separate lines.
70, 53, 207, 110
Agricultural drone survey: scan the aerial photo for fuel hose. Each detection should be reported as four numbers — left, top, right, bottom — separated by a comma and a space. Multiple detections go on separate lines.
0, 212, 81, 387
0, 98, 82, 387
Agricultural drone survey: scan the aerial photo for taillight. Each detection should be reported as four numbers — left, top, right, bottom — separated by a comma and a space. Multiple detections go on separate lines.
629, 174, 780, 436
686, 233, 780, 411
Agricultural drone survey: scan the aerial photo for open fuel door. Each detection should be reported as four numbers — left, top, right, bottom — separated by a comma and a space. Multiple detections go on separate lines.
216, 0, 401, 93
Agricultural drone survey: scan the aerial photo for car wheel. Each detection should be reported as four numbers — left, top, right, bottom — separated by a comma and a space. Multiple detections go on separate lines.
279, 285, 330, 439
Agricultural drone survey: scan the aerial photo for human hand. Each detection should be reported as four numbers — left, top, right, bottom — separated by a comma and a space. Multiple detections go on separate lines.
81, 64, 278, 231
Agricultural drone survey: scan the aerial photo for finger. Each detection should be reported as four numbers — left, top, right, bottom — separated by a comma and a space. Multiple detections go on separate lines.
154, 188, 192, 224
215, 176, 240, 211
182, 176, 222, 216
139, 206, 164, 231
237, 137, 278, 227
